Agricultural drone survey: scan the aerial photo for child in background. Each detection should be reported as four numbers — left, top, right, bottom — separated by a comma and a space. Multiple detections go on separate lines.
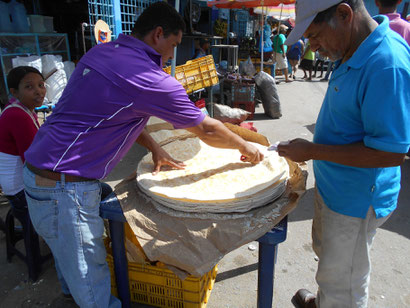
0, 66, 46, 269
313, 52, 326, 79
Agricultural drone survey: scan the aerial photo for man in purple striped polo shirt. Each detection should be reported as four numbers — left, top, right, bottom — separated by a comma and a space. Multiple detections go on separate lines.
23, 3, 263, 307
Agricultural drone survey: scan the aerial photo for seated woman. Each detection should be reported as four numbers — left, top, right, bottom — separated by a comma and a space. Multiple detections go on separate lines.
193, 38, 210, 59
0, 66, 46, 274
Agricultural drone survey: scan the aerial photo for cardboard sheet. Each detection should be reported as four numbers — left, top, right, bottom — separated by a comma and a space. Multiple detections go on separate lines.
115, 159, 307, 278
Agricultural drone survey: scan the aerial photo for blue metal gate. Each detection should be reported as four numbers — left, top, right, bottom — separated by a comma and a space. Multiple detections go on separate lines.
88, 0, 162, 41
232, 10, 251, 39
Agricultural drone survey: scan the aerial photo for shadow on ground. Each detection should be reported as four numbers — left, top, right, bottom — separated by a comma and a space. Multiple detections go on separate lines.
215, 263, 258, 283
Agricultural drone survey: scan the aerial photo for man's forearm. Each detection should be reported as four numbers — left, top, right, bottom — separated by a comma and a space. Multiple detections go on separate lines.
186, 117, 247, 151
136, 129, 160, 153
310, 142, 405, 168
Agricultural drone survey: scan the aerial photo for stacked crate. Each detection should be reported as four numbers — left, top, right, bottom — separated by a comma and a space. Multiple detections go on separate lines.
231, 81, 256, 119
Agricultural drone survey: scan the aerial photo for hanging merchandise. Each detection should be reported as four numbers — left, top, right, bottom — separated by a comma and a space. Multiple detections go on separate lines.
94, 20, 112, 44
8, 0, 30, 33
213, 19, 228, 37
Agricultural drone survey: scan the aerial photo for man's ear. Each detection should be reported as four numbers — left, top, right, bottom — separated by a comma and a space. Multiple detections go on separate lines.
152, 26, 164, 44
335, 3, 354, 24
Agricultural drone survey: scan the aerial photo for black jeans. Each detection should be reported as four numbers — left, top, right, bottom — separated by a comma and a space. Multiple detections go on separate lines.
6, 190, 30, 223
6, 189, 41, 273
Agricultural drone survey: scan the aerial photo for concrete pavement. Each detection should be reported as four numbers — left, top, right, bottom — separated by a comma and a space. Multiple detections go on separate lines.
0, 72, 409, 308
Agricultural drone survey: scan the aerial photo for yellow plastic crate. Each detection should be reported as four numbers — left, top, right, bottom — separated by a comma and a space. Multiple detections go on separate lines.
164, 55, 219, 94
106, 239, 218, 308
255, 65, 273, 76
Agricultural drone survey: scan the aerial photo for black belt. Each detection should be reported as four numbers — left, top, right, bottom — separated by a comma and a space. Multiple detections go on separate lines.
26, 162, 95, 183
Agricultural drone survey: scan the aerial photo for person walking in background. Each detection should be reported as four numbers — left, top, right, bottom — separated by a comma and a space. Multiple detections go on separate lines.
272, 24, 291, 82
376, 0, 410, 44
287, 38, 305, 79
312, 52, 326, 78
282, 0, 410, 307
320, 60, 334, 81
299, 40, 315, 80
0, 66, 46, 276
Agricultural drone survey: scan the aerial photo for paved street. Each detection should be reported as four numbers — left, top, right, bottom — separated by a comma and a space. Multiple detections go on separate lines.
1, 71, 409, 308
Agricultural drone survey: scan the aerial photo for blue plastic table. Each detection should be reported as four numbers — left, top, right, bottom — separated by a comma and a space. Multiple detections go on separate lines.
100, 192, 288, 308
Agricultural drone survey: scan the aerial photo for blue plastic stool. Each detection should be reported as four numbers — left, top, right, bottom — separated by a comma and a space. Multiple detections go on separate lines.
257, 216, 287, 308
100, 193, 288, 308
100, 192, 131, 308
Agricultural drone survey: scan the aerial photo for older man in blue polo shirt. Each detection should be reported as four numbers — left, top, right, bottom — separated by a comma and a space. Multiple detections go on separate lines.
278, 0, 410, 307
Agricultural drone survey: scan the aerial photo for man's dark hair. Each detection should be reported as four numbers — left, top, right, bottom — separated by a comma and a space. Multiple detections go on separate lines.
131, 2, 186, 38
313, 0, 363, 24
199, 38, 209, 48
7, 66, 43, 90
377, 0, 400, 7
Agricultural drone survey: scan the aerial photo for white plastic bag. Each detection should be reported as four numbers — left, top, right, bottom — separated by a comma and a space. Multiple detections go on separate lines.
213, 103, 250, 124
41, 54, 63, 77
45, 69, 67, 104
12, 55, 42, 72
63, 61, 75, 81
240, 56, 256, 76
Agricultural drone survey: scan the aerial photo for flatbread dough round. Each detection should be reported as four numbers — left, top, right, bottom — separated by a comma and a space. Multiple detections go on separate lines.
137, 138, 289, 213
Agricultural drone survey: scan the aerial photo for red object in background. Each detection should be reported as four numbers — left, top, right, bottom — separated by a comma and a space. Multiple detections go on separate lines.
233, 101, 255, 120
239, 122, 257, 132
194, 98, 206, 109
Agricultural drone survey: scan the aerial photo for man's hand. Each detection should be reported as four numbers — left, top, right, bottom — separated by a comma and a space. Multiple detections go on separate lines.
277, 138, 313, 162
151, 146, 186, 175
240, 142, 264, 164
136, 130, 186, 175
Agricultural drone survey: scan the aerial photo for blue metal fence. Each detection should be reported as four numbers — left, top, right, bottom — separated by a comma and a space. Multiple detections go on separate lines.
232, 10, 250, 39
88, 0, 116, 41
88, 0, 162, 41
120, 0, 162, 35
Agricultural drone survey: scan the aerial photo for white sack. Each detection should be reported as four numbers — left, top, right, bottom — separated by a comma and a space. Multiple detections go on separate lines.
45, 69, 67, 104
12, 56, 42, 72
63, 61, 75, 80
41, 54, 63, 77
213, 103, 250, 124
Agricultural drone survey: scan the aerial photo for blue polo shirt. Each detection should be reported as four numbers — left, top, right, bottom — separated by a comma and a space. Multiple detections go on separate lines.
313, 16, 410, 219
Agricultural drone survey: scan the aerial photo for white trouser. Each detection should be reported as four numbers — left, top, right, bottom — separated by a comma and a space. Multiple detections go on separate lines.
274, 52, 288, 70
312, 188, 390, 308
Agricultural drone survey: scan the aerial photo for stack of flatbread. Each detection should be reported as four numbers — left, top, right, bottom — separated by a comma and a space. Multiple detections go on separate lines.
137, 137, 289, 213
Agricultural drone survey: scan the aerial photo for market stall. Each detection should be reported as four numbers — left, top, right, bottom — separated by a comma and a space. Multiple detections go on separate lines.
207, 0, 296, 71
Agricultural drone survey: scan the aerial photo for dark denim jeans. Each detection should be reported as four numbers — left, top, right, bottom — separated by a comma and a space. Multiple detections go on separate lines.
6, 189, 41, 278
